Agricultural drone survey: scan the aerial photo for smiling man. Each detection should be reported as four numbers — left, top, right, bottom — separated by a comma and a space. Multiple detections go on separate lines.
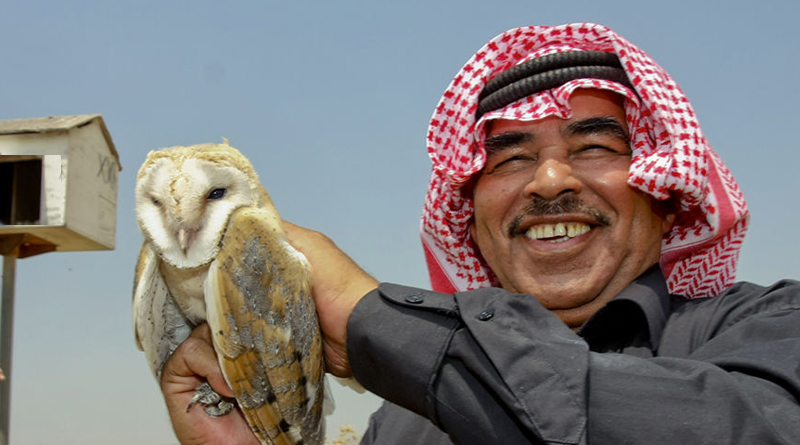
160, 23, 800, 445
471, 90, 675, 328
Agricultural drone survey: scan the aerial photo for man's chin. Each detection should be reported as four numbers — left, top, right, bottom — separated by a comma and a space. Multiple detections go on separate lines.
549, 303, 603, 329
514, 279, 611, 326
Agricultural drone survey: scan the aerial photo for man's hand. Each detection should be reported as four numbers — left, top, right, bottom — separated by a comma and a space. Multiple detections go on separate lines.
283, 222, 379, 378
160, 324, 260, 445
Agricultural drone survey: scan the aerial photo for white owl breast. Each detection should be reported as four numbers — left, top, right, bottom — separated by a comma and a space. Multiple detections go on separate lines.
158, 261, 210, 324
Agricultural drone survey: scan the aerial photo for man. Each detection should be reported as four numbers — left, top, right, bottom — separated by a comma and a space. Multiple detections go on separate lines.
161, 23, 800, 444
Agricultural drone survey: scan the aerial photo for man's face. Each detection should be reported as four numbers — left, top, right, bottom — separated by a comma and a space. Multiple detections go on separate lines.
470, 89, 674, 328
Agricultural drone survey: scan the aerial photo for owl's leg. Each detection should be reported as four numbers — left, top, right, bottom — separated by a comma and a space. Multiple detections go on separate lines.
187, 381, 236, 417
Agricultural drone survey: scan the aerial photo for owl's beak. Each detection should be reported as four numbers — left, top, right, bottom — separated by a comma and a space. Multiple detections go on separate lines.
177, 227, 197, 256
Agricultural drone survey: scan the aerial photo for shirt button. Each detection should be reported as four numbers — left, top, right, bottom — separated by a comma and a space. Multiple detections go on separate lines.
477, 309, 494, 321
405, 294, 424, 304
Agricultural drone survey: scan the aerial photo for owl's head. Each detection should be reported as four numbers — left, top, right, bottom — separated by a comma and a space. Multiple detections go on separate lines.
135, 142, 265, 269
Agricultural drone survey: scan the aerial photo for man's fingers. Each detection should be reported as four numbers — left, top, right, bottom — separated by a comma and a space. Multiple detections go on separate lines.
161, 323, 235, 398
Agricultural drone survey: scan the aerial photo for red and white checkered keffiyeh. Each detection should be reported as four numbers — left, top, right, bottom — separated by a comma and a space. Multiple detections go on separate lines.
421, 22, 749, 298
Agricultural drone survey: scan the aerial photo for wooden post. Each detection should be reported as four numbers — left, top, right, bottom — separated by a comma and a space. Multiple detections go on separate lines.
0, 252, 17, 445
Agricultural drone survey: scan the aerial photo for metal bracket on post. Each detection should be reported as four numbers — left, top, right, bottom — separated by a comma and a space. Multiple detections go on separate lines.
0, 236, 22, 445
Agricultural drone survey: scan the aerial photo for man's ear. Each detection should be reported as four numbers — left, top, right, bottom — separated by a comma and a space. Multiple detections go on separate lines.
462, 176, 481, 246
650, 195, 677, 237
662, 212, 676, 236
469, 219, 478, 246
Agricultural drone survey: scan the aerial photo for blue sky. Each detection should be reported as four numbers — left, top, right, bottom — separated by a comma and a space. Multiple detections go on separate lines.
1, 1, 798, 443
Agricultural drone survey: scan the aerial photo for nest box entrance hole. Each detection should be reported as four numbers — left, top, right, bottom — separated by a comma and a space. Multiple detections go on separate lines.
0, 159, 43, 226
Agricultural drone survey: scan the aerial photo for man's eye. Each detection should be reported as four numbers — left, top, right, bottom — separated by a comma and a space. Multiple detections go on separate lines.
577, 145, 613, 153
573, 145, 629, 158
488, 155, 535, 173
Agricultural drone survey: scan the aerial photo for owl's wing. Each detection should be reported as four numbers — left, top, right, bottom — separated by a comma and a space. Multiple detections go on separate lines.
205, 207, 326, 445
133, 243, 194, 379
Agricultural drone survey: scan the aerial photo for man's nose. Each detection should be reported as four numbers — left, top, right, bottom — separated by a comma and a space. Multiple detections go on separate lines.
522, 157, 582, 200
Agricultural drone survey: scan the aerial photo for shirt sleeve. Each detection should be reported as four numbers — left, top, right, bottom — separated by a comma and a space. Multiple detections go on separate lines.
347, 282, 800, 445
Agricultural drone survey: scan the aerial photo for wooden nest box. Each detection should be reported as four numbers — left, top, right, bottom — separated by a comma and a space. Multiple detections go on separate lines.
0, 114, 121, 258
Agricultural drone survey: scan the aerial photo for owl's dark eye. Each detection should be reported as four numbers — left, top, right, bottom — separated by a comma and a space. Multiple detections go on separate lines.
207, 188, 227, 200
150, 197, 162, 207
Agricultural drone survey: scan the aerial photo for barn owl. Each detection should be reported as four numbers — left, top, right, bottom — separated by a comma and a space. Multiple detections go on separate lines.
132, 142, 326, 445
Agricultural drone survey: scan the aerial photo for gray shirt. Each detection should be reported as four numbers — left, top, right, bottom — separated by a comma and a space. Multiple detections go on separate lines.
348, 267, 800, 444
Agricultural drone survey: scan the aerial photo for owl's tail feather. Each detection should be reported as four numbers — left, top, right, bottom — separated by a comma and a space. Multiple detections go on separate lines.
220, 353, 296, 445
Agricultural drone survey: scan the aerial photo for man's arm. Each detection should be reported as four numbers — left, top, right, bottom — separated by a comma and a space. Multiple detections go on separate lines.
347, 283, 800, 445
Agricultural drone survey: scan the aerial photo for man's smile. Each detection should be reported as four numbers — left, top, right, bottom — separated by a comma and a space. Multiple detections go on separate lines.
524, 222, 591, 241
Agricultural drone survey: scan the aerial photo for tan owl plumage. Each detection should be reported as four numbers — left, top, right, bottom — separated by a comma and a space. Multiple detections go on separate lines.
132, 142, 327, 445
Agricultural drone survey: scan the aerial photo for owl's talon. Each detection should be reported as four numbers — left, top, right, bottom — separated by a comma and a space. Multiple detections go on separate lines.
186, 382, 236, 417
186, 395, 199, 413
204, 399, 235, 417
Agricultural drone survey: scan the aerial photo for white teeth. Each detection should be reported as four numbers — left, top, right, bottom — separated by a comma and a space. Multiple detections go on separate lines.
525, 222, 590, 241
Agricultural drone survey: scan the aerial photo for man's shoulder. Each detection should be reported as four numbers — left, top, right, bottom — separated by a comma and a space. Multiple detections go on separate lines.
656, 278, 800, 357
674, 279, 800, 319
664, 279, 800, 347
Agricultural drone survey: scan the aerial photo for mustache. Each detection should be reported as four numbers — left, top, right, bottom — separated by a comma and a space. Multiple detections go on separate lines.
507, 195, 610, 237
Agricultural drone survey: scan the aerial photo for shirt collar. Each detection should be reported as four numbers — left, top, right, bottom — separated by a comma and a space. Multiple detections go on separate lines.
578, 265, 672, 353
